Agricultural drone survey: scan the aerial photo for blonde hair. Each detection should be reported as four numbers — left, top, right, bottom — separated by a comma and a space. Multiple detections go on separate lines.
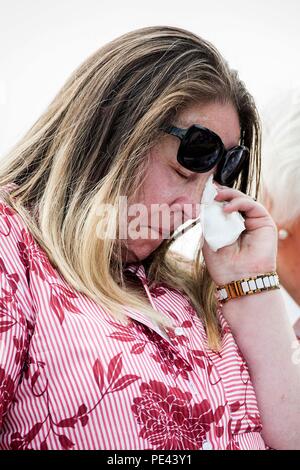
261, 88, 300, 225
0, 26, 261, 351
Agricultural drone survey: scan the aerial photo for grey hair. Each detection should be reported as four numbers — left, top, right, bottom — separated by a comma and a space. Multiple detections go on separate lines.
261, 88, 300, 225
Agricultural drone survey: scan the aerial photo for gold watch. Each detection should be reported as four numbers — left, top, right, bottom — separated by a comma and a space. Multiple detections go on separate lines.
216, 272, 280, 303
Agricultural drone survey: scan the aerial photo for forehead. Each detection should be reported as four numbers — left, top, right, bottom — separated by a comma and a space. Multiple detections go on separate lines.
175, 100, 241, 149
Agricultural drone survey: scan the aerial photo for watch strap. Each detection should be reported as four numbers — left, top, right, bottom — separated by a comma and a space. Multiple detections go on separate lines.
216, 272, 280, 303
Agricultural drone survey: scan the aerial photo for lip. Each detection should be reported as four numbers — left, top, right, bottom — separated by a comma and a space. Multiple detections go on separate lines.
148, 226, 173, 237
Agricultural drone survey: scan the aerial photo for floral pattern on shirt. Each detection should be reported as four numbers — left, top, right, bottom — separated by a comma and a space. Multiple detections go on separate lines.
0, 186, 272, 449
131, 380, 214, 449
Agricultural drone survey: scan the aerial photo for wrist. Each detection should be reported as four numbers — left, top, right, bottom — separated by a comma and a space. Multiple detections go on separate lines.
216, 271, 280, 304
213, 265, 277, 287
222, 285, 281, 306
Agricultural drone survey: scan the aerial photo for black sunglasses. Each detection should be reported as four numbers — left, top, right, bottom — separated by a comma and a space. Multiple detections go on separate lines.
162, 124, 249, 186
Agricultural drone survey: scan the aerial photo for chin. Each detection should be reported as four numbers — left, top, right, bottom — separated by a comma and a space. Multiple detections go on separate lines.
126, 239, 164, 263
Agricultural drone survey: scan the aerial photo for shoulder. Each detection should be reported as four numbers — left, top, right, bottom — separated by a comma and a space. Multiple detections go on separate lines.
0, 183, 34, 279
0, 182, 35, 238
0, 183, 37, 326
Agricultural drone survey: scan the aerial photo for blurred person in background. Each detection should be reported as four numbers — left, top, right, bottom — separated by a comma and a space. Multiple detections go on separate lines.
261, 89, 300, 338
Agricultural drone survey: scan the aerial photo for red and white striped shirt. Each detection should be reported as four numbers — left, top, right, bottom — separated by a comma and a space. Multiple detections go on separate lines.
0, 184, 267, 450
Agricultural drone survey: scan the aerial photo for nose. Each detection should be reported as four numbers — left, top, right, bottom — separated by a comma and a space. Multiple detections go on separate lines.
184, 175, 209, 220
182, 197, 201, 221
174, 188, 202, 225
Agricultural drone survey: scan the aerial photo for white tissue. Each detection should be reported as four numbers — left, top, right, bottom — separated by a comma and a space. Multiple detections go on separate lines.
200, 175, 245, 252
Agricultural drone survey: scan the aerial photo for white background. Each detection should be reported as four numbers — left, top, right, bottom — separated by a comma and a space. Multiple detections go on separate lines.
1, 0, 300, 155
0, 0, 299, 256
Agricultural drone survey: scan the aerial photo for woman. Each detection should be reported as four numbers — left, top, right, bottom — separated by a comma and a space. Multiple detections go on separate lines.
261, 89, 300, 338
0, 26, 299, 450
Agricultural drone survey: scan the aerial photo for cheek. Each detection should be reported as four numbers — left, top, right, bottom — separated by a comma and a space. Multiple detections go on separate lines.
141, 141, 179, 202
140, 169, 176, 206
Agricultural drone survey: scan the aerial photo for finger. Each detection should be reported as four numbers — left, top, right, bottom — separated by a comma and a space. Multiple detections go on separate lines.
213, 183, 240, 192
214, 187, 252, 202
213, 181, 226, 190
222, 196, 268, 219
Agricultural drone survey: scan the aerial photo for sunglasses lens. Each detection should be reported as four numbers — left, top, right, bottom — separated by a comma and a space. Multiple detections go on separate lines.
215, 147, 249, 186
178, 126, 222, 172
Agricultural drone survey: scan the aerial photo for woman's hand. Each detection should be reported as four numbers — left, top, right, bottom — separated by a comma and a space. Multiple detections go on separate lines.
202, 186, 278, 286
